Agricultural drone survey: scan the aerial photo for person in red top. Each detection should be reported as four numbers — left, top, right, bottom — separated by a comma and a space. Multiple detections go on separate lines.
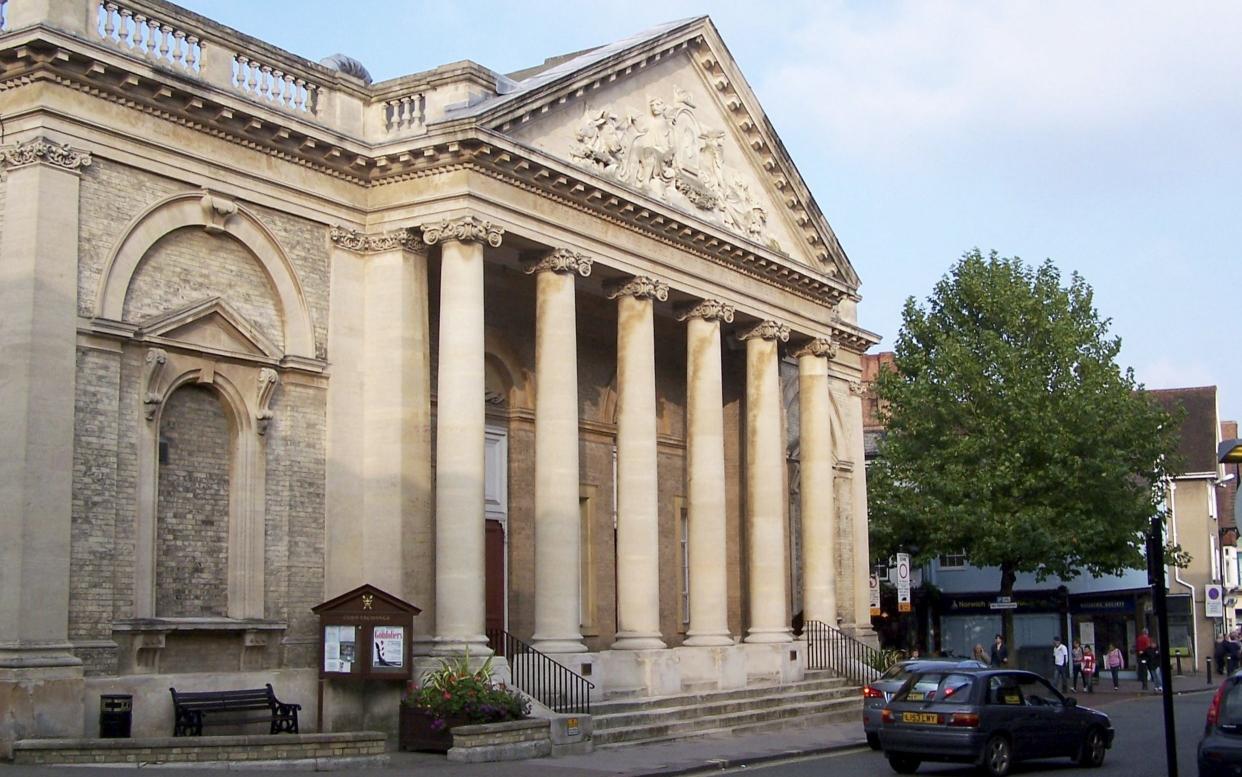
1136, 629, 1153, 688
1080, 646, 1097, 693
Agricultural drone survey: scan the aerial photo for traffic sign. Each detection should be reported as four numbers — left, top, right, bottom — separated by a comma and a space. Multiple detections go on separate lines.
869, 574, 881, 616
896, 552, 911, 613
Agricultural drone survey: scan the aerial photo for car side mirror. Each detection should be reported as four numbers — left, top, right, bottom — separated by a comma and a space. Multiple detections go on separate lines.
1064, 697, 1078, 708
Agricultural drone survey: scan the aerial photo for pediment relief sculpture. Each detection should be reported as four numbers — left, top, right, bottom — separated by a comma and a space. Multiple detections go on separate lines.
136, 297, 281, 360
570, 86, 776, 250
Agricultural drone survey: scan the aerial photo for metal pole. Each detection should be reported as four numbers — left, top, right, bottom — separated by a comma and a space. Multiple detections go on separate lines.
1151, 514, 1178, 777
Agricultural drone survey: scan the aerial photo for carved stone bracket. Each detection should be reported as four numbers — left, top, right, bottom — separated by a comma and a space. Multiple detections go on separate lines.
605, 275, 670, 302
329, 225, 426, 253
1, 137, 93, 171
420, 216, 504, 248
675, 299, 735, 323
738, 320, 791, 343
848, 378, 865, 396
143, 348, 169, 421
524, 248, 593, 276
792, 337, 838, 360
256, 368, 279, 435
200, 192, 238, 234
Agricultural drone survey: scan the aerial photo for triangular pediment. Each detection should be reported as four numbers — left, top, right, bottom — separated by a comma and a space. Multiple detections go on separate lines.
137, 297, 280, 358
465, 19, 859, 287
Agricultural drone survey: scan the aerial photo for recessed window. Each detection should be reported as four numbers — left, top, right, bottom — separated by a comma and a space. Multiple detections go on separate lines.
939, 551, 968, 570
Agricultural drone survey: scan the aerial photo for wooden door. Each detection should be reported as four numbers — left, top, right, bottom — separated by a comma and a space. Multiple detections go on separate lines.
485, 519, 506, 653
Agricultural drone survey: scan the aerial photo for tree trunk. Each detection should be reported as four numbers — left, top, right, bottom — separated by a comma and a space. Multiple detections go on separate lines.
1000, 563, 1017, 666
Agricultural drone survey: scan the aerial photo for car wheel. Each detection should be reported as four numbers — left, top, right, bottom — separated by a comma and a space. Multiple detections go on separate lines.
867, 732, 882, 750
1077, 727, 1107, 767
887, 754, 921, 774
980, 735, 1012, 777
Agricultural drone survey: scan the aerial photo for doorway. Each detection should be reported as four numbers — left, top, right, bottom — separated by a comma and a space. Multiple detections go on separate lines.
484, 426, 508, 651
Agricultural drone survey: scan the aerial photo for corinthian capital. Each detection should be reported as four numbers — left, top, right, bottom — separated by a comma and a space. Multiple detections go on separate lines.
676, 299, 736, 323
605, 275, 669, 302
330, 225, 426, 254
420, 216, 504, 248
524, 248, 593, 276
792, 337, 838, 360
738, 320, 791, 343
1, 137, 93, 171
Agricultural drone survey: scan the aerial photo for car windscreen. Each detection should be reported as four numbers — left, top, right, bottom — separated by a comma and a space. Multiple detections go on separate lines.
880, 664, 912, 681
894, 672, 976, 704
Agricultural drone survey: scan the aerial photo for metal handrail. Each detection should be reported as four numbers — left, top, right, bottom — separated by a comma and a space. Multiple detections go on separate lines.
486, 629, 594, 715
804, 619, 882, 686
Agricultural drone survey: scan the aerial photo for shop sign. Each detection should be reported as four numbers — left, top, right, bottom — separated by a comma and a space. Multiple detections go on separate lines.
1070, 596, 1136, 614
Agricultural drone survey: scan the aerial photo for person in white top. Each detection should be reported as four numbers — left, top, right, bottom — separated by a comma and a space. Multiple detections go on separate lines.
1052, 636, 1071, 692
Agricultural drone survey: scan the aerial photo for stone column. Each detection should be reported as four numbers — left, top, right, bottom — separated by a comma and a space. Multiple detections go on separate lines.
677, 300, 735, 646
421, 216, 504, 655
794, 338, 838, 626
845, 378, 876, 640
327, 226, 434, 646
0, 138, 92, 753
607, 276, 669, 650
740, 320, 793, 644
526, 249, 592, 654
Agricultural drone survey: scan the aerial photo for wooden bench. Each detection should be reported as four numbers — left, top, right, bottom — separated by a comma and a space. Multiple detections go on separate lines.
169, 684, 300, 736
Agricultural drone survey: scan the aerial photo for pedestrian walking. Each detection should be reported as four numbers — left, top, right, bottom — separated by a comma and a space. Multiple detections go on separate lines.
1106, 643, 1123, 691
990, 634, 1008, 666
1147, 641, 1163, 693
1227, 631, 1241, 675
1052, 636, 1070, 692
1081, 645, 1096, 693
1071, 639, 1084, 691
1137, 629, 1152, 689
972, 643, 987, 663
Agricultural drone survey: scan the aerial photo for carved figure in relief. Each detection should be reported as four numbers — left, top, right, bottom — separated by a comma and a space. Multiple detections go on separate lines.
568, 86, 773, 247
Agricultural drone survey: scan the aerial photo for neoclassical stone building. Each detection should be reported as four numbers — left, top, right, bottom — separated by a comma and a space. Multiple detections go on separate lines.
0, 0, 878, 749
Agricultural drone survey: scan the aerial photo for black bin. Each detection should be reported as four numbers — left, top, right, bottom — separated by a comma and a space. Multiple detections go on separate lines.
99, 694, 132, 738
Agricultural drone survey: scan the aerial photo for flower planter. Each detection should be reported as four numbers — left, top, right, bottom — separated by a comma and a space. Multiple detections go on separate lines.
398, 707, 468, 753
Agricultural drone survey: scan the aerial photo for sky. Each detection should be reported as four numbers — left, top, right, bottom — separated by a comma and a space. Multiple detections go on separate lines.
178, 1, 1242, 422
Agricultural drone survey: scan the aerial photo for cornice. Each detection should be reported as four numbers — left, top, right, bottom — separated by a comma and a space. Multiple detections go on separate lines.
605, 275, 669, 302
739, 320, 791, 343
420, 216, 504, 247
0, 135, 92, 170
329, 225, 426, 254
524, 247, 593, 276
675, 299, 735, 323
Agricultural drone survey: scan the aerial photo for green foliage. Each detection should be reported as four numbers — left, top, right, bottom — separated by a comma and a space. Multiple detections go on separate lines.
866, 648, 906, 674
403, 652, 530, 728
869, 250, 1181, 583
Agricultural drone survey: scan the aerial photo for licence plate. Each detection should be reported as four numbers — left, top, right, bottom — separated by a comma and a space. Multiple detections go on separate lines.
902, 712, 941, 725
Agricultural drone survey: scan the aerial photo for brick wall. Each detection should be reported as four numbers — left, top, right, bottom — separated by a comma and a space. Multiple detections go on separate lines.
248, 204, 330, 360
155, 385, 231, 617
123, 227, 284, 351
78, 160, 189, 317
70, 347, 122, 671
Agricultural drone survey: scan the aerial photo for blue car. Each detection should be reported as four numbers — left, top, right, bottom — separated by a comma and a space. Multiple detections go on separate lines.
1200, 671, 1242, 776
879, 667, 1113, 776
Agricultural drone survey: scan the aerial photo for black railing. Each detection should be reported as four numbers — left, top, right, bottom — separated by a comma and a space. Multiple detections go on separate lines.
805, 619, 882, 687
486, 628, 594, 715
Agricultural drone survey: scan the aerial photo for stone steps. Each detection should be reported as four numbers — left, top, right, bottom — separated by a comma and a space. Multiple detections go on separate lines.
590, 674, 862, 748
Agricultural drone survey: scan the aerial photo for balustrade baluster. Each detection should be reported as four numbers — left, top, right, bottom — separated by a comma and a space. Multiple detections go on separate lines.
102, 2, 117, 39
184, 36, 198, 71
144, 19, 159, 57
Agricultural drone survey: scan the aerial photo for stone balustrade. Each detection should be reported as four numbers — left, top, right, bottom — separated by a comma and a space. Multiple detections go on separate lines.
95, 1, 201, 73
233, 53, 319, 115
384, 92, 425, 134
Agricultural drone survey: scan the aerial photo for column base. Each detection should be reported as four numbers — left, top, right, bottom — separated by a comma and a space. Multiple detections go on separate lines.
0, 647, 85, 759
744, 627, 793, 644
430, 636, 493, 657
683, 631, 734, 647
529, 637, 588, 654
610, 632, 667, 650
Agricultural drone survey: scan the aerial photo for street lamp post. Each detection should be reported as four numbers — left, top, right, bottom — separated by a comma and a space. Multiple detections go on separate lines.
1147, 514, 1177, 777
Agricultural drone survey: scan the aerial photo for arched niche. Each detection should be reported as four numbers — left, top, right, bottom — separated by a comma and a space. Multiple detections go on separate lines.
135, 354, 268, 620
95, 191, 315, 359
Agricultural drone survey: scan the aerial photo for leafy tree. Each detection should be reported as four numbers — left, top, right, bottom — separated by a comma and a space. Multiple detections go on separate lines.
869, 250, 1181, 648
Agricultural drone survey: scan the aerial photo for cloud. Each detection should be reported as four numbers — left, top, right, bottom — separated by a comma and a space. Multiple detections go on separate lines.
756, 1, 1242, 162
